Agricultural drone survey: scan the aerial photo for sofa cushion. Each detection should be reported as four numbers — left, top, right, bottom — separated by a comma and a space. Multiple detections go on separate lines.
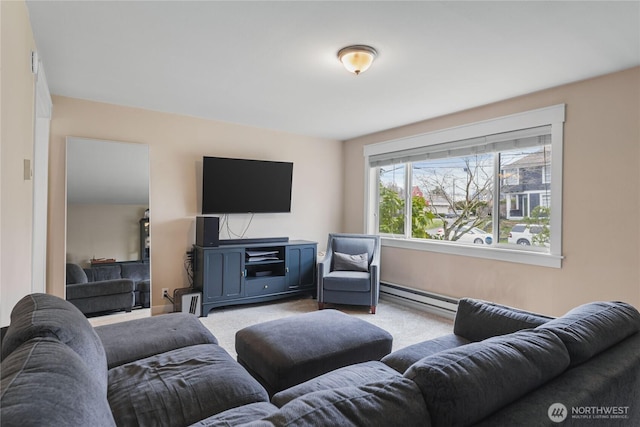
90, 265, 122, 281
96, 312, 219, 369
108, 343, 268, 427
404, 329, 569, 426
475, 332, 640, 426
136, 279, 151, 293
454, 297, 553, 341
254, 377, 430, 427
66, 263, 88, 284
0, 337, 116, 427
536, 301, 640, 366
381, 334, 470, 373
66, 279, 134, 299
0, 294, 108, 390
272, 361, 401, 407
120, 262, 150, 283
188, 402, 279, 427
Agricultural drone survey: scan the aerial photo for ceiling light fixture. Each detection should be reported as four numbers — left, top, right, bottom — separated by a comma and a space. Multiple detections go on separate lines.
337, 45, 377, 75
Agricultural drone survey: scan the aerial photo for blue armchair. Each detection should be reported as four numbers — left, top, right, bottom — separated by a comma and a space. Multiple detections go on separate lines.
317, 233, 381, 314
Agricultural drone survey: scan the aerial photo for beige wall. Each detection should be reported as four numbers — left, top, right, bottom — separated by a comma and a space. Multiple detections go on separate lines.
66, 204, 148, 268
0, 1, 36, 325
47, 96, 343, 313
344, 67, 640, 317
5, 0, 637, 323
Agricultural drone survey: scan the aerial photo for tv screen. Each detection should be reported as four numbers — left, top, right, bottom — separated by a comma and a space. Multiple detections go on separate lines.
202, 157, 293, 214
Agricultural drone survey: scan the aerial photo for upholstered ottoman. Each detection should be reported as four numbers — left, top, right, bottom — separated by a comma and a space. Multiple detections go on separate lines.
235, 309, 393, 396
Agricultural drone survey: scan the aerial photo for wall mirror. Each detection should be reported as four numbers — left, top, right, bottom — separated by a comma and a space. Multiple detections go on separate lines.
66, 137, 150, 318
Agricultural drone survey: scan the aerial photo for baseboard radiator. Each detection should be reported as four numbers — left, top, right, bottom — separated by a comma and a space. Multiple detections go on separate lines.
380, 282, 459, 319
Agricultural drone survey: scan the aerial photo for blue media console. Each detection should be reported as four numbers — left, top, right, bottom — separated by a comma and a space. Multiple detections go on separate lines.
193, 240, 317, 316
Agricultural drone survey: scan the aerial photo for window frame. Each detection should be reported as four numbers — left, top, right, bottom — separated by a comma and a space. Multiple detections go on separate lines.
363, 104, 565, 268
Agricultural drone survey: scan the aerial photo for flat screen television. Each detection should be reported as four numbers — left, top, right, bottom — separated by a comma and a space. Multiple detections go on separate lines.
202, 156, 293, 214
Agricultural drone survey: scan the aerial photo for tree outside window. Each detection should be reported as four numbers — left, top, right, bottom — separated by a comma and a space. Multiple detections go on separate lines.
376, 146, 552, 251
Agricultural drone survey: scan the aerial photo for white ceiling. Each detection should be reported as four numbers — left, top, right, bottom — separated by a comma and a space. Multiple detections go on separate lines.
26, 1, 640, 141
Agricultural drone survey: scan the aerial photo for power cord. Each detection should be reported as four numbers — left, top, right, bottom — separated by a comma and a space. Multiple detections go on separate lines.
222, 213, 255, 239
163, 291, 174, 304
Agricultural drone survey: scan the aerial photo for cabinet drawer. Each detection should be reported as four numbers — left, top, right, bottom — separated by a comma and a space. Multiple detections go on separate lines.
245, 276, 286, 297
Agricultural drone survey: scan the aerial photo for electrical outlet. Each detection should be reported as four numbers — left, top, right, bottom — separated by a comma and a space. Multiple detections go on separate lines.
162, 288, 169, 298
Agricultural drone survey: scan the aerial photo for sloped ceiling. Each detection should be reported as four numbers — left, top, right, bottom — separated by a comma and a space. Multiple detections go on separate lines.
27, 1, 640, 141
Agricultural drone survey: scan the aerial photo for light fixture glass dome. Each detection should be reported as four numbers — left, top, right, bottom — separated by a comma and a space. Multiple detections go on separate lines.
337, 45, 377, 75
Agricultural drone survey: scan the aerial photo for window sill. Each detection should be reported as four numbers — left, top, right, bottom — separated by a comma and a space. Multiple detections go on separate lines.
381, 237, 563, 268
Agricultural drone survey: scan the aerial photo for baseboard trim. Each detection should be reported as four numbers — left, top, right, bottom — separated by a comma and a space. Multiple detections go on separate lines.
380, 282, 458, 320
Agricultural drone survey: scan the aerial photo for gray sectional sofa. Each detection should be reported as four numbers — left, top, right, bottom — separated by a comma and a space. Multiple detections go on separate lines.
1, 294, 267, 427
66, 261, 151, 315
1, 293, 639, 426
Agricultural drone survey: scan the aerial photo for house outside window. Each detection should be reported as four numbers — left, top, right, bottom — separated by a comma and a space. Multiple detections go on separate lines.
501, 168, 519, 185
500, 145, 551, 220
364, 105, 565, 268
543, 164, 551, 184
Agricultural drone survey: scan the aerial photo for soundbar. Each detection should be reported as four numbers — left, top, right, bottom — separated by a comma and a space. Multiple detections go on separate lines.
218, 237, 289, 246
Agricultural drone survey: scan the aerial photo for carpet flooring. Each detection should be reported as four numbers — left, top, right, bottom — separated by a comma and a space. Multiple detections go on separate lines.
198, 295, 454, 359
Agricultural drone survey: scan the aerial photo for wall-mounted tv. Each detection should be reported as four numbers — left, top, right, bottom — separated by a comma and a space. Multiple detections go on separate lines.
202, 156, 293, 214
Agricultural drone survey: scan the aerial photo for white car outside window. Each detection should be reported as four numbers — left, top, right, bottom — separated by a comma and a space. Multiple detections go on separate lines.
508, 224, 544, 246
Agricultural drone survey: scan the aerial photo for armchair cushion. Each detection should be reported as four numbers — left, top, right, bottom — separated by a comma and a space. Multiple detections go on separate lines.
322, 271, 371, 292
333, 252, 369, 272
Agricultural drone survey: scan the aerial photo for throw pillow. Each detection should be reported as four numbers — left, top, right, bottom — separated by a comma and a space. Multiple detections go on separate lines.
333, 252, 369, 272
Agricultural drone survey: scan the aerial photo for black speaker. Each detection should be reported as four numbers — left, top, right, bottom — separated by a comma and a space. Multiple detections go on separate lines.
196, 216, 219, 247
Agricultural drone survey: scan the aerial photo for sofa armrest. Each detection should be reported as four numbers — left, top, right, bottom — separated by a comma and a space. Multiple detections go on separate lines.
66, 279, 134, 300
95, 313, 219, 369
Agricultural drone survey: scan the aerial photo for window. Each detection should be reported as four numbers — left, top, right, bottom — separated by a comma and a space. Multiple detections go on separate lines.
378, 163, 406, 236
364, 105, 564, 268
501, 168, 519, 185
543, 164, 551, 184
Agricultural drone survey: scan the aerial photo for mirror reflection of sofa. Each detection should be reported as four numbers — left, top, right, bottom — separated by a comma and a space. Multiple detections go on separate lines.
65, 261, 150, 315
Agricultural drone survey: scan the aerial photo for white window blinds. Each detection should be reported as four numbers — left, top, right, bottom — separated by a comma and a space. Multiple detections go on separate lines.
368, 125, 551, 168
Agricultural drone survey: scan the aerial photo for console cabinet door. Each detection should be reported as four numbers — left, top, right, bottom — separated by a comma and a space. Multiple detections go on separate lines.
202, 249, 244, 302
286, 244, 316, 289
